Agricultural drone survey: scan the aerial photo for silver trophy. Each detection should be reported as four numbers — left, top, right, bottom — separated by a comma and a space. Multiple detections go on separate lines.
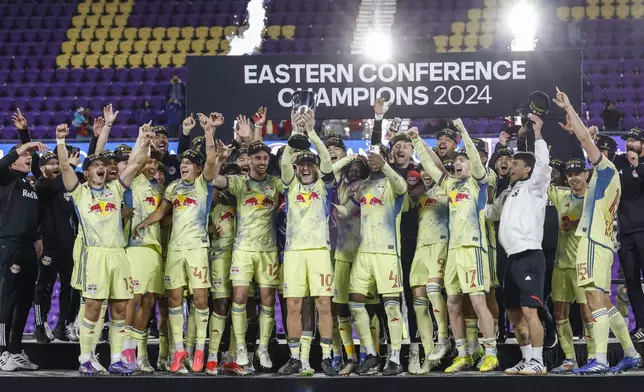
289, 90, 319, 150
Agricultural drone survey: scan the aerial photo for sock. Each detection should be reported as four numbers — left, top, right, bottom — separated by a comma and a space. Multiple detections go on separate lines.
185, 303, 196, 354
608, 307, 637, 356
228, 326, 237, 356
301, 331, 313, 365
79, 318, 96, 361
584, 322, 596, 359
349, 302, 376, 356
332, 322, 343, 359
139, 329, 149, 358
208, 311, 227, 359
427, 284, 448, 339
124, 325, 134, 350
320, 337, 333, 360
231, 302, 247, 350
455, 338, 468, 357
410, 342, 419, 354
520, 344, 532, 361
338, 316, 357, 360
288, 338, 301, 359
259, 304, 275, 348
195, 308, 209, 351
591, 308, 609, 365
465, 318, 479, 355
130, 327, 146, 357
370, 313, 380, 353
159, 334, 169, 360
109, 320, 127, 364
384, 300, 402, 354
168, 306, 185, 352
481, 337, 497, 356
532, 346, 543, 364
92, 301, 108, 350
556, 319, 575, 360
78, 299, 85, 331
413, 297, 435, 356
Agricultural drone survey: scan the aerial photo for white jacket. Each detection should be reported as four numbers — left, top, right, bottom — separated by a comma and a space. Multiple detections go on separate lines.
495, 139, 552, 256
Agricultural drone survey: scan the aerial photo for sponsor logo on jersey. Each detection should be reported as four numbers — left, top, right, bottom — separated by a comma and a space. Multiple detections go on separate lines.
419, 196, 438, 209
10, 264, 20, 274
88, 201, 118, 215
242, 195, 275, 209
172, 195, 199, 209
448, 190, 470, 205
41, 256, 52, 266
144, 195, 161, 207
295, 191, 321, 204
359, 194, 384, 207
22, 189, 38, 199
87, 284, 98, 295
219, 211, 234, 221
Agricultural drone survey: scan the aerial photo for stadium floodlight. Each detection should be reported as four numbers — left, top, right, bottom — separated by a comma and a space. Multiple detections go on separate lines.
364, 30, 392, 61
507, 0, 537, 51
229, 0, 266, 55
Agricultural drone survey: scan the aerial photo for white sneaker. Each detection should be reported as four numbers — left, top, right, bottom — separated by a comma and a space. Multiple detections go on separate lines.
504, 359, 528, 375
408, 351, 421, 374
236, 345, 249, 366
257, 347, 272, 369
427, 342, 450, 361
66, 323, 79, 342
419, 357, 438, 374
157, 357, 168, 372
518, 359, 547, 375
44, 323, 55, 341
137, 357, 155, 373
12, 350, 39, 370
91, 353, 107, 374
0, 351, 17, 371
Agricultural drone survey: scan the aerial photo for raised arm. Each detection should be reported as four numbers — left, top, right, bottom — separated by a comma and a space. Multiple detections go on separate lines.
178, 114, 195, 155
55, 124, 80, 192
368, 151, 406, 195
419, 136, 450, 178
526, 114, 552, 192
553, 87, 601, 164
120, 123, 154, 188
453, 118, 487, 182
252, 106, 267, 142
201, 112, 224, 182
301, 111, 332, 176
280, 145, 295, 186
409, 128, 446, 185
94, 104, 118, 154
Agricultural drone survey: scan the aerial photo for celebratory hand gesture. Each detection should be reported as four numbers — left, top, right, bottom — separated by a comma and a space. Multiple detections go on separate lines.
558, 114, 574, 134
407, 126, 420, 140
367, 149, 386, 171
214, 140, 231, 164
499, 131, 510, 146
139, 121, 154, 138
209, 112, 224, 128
253, 106, 267, 127
56, 123, 70, 140
103, 104, 119, 126
528, 114, 543, 137
182, 114, 196, 135
69, 150, 81, 167
374, 97, 390, 118
20, 141, 49, 154
552, 86, 573, 111
93, 116, 105, 137
452, 118, 466, 134
12, 108, 27, 130
627, 150, 639, 167
235, 115, 252, 138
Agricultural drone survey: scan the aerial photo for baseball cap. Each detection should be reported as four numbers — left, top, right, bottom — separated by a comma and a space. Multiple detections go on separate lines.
38, 151, 57, 166
595, 134, 617, 153
179, 149, 204, 166
455, 149, 469, 160
436, 128, 461, 143
442, 158, 455, 172
150, 150, 165, 162
497, 147, 513, 157
549, 158, 565, 173
99, 150, 116, 162
220, 162, 242, 175
471, 138, 488, 153
621, 127, 644, 142
114, 144, 131, 162
152, 125, 168, 137
82, 153, 110, 171
191, 136, 205, 151
565, 158, 587, 173
389, 133, 411, 149
293, 151, 319, 165
325, 132, 346, 150
247, 141, 271, 156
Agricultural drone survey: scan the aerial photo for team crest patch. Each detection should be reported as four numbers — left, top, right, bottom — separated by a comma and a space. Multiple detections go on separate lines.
132, 280, 140, 291
63, 192, 71, 202
231, 266, 240, 275
10, 264, 20, 274
213, 277, 223, 289
87, 284, 98, 295
103, 190, 113, 198
164, 275, 172, 285
282, 282, 288, 292
41, 256, 52, 266
167, 166, 176, 175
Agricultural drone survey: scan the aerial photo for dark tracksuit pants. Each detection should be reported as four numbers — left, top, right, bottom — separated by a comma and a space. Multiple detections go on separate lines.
619, 231, 644, 328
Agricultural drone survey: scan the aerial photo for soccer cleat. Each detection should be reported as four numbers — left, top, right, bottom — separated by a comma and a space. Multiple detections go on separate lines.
419, 358, 438, 374
0, 351, 17, 371
332, 356, 343, 371
279, 357, 302, 376
610, 355, 642, 373
45, 323, 55, 341
471, 345, 484, 366
355, 354, 380, 375
108, 360, 135, 375
65, 323, 80, 342
12, 350, 39, 370
339, 358, 357, 376
382, 360, 402, 376
427, 342, 450, 361
91, 354, 108, 374
205, 360, 218, 376
256, 347, 272, 369
630, 328, 644, 343
504, 359, 528, 375
321, 358, 338, 376
541, 307, 558, 349
122, 348, 137, 366
53, 324, 69, 342
157, 357, 168, 372
35, 326, 52, 344
572, 358, 610, 374
79, 361, 100, 376
183, 354, 193, 371
551, 359, 577, 374
407, 351, 421, 374
299, 363, 315, 376
136, 357, 154, 373
100, 325, 109, 343
445, 356, 473, 373
236, 346, 249, 366
170, 350, 188, 373
224, 361, 250, 376
518, 359, 547, 375
192, 350, 205, 372
478, 355, 499, 372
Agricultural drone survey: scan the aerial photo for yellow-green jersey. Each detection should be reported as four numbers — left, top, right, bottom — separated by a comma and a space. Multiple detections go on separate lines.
209, 202, 236, 254
576, 156, 621, 251
226, 174, 284, 252
164, 174, 214, 251
70, 179, 128, 249
548, 185, 584, 269
440, 175, 489, 249
126, 174, 165, 252
352, 175, 405, 255
415, 185, 449, 247
285, 178, 334, 251
485, 168, 498, 248
330, 177, 350, 252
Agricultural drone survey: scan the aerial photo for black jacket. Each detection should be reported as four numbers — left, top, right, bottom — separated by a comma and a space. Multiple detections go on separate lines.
35, 175, 77, 251
614, 154, 644, 235
0, 150, 40, 241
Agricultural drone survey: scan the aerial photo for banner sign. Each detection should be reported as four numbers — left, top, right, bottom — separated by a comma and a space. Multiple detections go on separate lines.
187, 50, 582, 120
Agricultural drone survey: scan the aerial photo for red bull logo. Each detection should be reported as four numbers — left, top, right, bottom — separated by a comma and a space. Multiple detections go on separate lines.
261, 198, 274, 206
360, 194, 384, 207
243, 196, 259, 206
144, 196, 160, 206
220, 211, 234, 221
420, 197, 438, 208
448, 190, 470, 205
369, 197, 383, 206
295, 191, 321, 204
88, 201, 118, 216
310, 191, 320, 200
296, 194, 306, 203
172, 195, 199, 210
243, 195, 275, 209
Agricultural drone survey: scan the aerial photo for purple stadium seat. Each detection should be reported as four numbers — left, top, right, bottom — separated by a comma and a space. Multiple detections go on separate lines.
89, 97, 105, 112
130, 68, 145, 82
140, 82, 155, 96
110, 125, 126, 138
53, 112, 68, 125
125, 83, 140, 96
143, 67, 160, 81
49, 83, 64, 97
4, 84, 18, 97
37, 112, 53, 125
0, 98, 11, 112
100, 68, 115, 82
94, 84, 109, 96
12, 56, 27, 68
43, 98, 57, 111
622, 88, 637, 103
9, 69, 25, 82
63, 84, 78, 97
86, 68, 100, 82
59, 97, 74, 111
69, 69, 84, 83
111, 82, 125, 96
120, 97, 136, 110
114, 68, 129, 82
55, 68, 70, 82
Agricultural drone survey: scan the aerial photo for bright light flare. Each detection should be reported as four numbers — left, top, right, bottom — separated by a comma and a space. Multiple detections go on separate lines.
507, 1, 537, 51
229, 0, 266, 55
364, 31, 392, 61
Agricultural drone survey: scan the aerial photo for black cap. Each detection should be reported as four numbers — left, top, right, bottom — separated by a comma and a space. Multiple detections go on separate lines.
220, 162, 242, 175
471, 138, 488, 153
114, 144, 131, 162
325, 132, 346, 150
39, 151, 57, 166
595, 135, 617, 153
621, 127, 644, 142
497, 147, 513, 157
191, 136, 205, 151
373, 143, 390, 161
565, 158, 587, 173
180, 149, 204, 166
150, 150, 165, 162
389, 133, 411, 149
152, 125, 168, 137
455, 149, 469, 159
82, 153, 110, 171
442, 158, 455, 172
294, 151, 319, 165
247, 141, 271, 156
549, 158, 565, 173
436, 128, 461, 143
99, 150, 116, 162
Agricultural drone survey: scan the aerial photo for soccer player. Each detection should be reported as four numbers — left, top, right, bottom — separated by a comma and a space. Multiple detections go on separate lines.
552, 88, 641, 374
56, 122, 151, 375
410, 119, 498, 373
435, 127, 460, 160
135, 113, 222, 373
548, 159, 595, 373
210, 139, 283, 370
278, 112, 336, 376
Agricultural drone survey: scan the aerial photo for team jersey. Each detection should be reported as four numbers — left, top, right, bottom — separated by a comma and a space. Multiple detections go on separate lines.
127, 174, 165, 252
576, 156, 621, 251
354, 175, 405, 255
335, 182, 361, 262
227, 174, 284, 252
285, 177, 334, 251
71, 179, 128, 249
440, 175, 489, 250
415, 185, 449, 247
164, 174, 213, 251
548, 185, 584, 269
485, 169, 498, 249
209, 201, 236, 253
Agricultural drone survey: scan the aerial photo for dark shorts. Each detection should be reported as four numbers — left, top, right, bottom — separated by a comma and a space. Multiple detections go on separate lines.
503, 249, 545, 309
